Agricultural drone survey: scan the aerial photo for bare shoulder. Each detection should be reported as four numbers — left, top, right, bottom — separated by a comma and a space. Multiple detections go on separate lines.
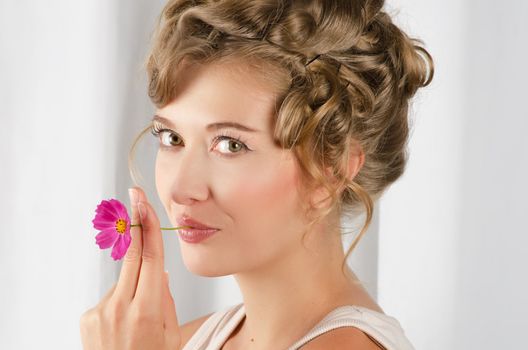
299, 327, 385, 350
178, 312, 214, 350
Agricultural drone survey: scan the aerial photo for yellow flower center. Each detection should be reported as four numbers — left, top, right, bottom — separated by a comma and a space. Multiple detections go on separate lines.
115, 218, 127, 234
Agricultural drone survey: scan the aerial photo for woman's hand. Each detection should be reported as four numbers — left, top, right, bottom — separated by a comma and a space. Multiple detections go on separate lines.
80, 187, 181, 350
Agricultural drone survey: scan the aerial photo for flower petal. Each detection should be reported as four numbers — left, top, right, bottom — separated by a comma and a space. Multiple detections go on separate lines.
93, 199, 129, 230
94, 207, 115, 219
109, 199, 125, 213
92, 216, 116, 230
112, 199, 130, 222
109, 199, 132, 235
99, 199, 120, 218
95, 228, 119, 249
111, 233, 132, 260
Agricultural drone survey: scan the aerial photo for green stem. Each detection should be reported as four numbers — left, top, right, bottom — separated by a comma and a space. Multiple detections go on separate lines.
130, 224, 193, 230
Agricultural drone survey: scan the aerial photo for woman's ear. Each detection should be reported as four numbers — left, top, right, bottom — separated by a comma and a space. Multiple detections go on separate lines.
310, 140, 365, 210
346, 138, 365, 181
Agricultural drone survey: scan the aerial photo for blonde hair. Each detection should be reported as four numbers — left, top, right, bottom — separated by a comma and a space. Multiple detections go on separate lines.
128, 0, 434, 275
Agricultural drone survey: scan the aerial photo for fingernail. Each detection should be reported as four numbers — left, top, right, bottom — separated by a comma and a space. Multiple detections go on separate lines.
128, 188, 138, 206
138, 201, 146, 220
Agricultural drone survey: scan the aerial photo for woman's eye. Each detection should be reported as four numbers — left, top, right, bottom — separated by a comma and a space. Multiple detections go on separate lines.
153, 127, 250, 156
159, 131, 181, 147
214, 136, 249, 155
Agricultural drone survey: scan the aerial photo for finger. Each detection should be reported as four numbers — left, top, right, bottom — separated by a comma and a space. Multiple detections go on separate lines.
134, 189, 165, 308
102, 283, 118, 303
113, 187, 143, 302
163, 271, 179, 333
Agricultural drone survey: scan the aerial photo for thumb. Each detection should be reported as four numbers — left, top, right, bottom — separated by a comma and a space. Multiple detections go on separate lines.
163, 271, 179, 333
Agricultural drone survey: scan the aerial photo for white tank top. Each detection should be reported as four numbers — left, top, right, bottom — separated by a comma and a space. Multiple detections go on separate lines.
182, 303, 415, 350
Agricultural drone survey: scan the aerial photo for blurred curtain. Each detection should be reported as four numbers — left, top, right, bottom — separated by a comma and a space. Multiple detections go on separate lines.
0, 0, 169, 348
380, 1, 528, 349
1, 1, 526, 349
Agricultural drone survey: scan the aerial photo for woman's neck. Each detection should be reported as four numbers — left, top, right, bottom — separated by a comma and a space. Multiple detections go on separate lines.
230, 231, 368, 350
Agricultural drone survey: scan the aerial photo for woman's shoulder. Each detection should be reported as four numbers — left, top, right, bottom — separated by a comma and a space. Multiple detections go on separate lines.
179, 303, 243, 349
295, 303, 412, 350
179, 311, 215, 349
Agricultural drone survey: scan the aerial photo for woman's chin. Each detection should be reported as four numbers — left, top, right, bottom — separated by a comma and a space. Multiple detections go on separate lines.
185, 263, 232, 277
180, 247, 233, 277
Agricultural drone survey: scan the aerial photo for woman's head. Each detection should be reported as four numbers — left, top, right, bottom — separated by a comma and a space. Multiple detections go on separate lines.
150, 60, 346, 277
129, 0, 434, 275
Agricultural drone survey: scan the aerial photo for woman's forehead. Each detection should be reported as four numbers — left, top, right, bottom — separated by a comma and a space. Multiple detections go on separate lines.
157, 61, 279, 131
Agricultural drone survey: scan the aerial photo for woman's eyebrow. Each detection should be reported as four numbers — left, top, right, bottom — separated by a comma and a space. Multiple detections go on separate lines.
152, 115, 260, 133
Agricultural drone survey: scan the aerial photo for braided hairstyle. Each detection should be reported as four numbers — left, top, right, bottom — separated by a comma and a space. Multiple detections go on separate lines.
129, 0, 434, 274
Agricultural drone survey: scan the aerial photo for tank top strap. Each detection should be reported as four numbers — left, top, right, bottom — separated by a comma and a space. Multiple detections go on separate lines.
286, 305, 415, 350
181, 302, 245, 350
182, 303, 414, 350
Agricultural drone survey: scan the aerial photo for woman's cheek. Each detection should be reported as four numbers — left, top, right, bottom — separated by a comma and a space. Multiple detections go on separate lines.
230, 156, 302, 244
230, 154, 297, 209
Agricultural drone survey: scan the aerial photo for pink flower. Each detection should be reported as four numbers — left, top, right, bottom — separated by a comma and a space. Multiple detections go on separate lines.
92, 198, 132, 260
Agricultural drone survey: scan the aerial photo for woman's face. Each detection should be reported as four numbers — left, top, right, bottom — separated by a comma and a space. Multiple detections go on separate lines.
154, 61, 311, 277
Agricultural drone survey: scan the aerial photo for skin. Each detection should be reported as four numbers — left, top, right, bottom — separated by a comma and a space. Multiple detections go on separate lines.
79, 59, 378, 350
79, 187, 180, 349
154, 60, 379, 350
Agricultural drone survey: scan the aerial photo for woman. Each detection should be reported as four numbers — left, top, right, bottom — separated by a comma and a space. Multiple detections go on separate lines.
80, 0, 434, 349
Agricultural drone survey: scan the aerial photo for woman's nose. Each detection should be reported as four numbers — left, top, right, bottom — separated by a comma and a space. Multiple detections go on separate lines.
168, 150, 210, 205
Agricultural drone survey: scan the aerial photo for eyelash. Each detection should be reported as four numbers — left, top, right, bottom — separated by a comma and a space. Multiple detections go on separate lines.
150, 121, 252, 156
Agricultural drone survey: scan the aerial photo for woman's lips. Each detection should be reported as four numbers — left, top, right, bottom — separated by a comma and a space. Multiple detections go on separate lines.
178, 227, 220, 243
176, 215, 218, 230
176, 215, 220, 243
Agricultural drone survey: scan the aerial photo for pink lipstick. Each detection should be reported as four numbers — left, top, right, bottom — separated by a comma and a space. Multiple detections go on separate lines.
178, 227, 220, 243
176, 215, 220, 243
